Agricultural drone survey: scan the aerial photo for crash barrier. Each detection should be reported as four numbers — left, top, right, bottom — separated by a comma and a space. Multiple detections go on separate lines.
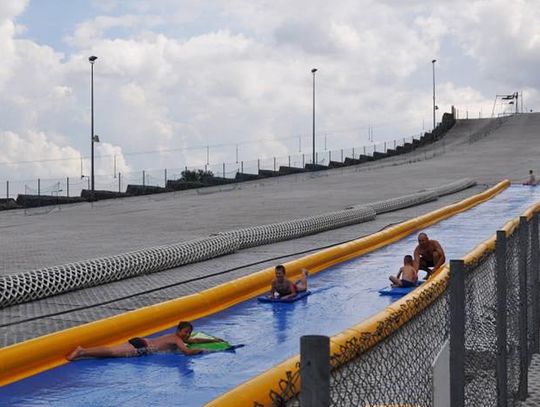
218, 206, 376, 249
427, 177, 477, 197
349, 178, 476, 214
0, 179, 476, 308
0, 235, 240, 308
0, 181, 507, 389
364, 190, 438, 214
246, 197, 540, 406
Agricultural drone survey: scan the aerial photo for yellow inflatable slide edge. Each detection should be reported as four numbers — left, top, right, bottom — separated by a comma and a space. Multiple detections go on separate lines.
0, 180, 509, 389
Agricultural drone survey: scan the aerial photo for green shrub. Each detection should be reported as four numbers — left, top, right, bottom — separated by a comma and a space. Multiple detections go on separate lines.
180, 169, 214, 182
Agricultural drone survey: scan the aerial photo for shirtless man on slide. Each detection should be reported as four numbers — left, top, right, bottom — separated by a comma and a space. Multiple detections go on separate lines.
413, 232, 446, 279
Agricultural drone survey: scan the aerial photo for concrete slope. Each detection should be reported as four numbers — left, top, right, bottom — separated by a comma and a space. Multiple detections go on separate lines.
0, 114, 537, 275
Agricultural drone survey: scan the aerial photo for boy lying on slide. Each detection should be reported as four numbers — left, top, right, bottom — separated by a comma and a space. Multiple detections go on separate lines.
67, 321, 222, 360
268, 265, 309, 299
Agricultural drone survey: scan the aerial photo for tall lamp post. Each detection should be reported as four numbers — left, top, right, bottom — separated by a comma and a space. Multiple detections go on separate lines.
311, 68, 317, 165
432, 59, 437, 131
89, 55, 98, 192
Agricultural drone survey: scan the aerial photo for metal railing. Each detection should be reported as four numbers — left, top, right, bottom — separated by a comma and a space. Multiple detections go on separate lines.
2, 137, 422, 200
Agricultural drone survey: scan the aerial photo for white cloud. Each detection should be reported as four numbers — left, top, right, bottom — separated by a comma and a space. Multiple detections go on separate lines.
1, 0, 540, 188
0, 130, 82, 178
0, 0, 28, 89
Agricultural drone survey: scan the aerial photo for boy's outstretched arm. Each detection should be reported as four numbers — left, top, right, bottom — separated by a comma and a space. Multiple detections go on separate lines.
175, 337, 203, 355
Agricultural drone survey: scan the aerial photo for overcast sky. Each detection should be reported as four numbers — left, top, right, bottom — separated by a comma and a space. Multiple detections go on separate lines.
1, 0, 538, 186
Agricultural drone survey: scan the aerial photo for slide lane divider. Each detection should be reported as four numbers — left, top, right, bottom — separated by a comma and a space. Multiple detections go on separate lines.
0, 180, 509, 388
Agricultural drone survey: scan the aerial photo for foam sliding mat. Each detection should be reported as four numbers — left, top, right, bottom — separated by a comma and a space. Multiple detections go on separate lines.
1, 185, 538, 406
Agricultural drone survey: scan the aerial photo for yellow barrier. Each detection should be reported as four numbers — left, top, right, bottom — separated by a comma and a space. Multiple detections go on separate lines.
0, 180, 509, 389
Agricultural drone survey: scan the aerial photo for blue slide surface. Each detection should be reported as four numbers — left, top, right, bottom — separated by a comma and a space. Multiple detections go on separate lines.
1, 185, 538, 406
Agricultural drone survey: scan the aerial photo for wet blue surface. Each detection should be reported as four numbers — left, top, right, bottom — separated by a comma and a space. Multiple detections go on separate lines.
2, 185, 539, 406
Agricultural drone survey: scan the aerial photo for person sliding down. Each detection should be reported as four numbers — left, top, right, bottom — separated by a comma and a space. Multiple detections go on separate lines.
523, 170, 537, 186
67, 321, 223, 360
389, 255, 418, 288
268, 265, 309, 300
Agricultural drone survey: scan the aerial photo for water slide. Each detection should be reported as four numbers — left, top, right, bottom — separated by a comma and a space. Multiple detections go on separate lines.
1, 184, 539, 406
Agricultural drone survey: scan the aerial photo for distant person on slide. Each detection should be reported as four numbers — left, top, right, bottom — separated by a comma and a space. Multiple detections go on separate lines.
389, 255, 418, 288
413, 233, 446, 279
67, 321, 222, 360
268, 265, 309, 299
523, 170, 537, 185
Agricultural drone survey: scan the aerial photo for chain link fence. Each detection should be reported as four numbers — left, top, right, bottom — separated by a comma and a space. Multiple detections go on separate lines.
254, 211, 540, 407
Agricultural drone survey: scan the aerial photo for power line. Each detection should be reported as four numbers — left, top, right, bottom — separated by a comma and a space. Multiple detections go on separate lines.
0, 118, 422, 168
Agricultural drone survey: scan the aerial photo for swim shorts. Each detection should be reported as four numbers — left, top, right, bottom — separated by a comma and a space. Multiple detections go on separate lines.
400, 279, 416, 288
128, 337, 150, 356
420, 257, 435, 268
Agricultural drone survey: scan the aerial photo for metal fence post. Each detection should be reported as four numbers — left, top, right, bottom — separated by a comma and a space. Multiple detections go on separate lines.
329, 150, 331, 163
164, 169, 167, 186
518, 216, 529, 400
66, 177, 70, 197
6, 180, 8, 199
258, 159, 260, 173
241, 161, 244, 173
300, 335, 330, 407
496, 230, 508, 407
532, 213, 540, 354
273, 157, 276, 172
118, 172, 121, 193
222, 162, 225, 178
38, 178, 40, 196
288, 155, 291, 167
352, 147, 355, 159
449, 259, 465, 407
142, 170, 146, 186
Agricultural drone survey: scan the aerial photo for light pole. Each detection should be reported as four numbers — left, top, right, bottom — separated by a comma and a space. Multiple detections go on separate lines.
432, 59, 437, 131
311, 68, 317, 165
89, 55, 98, 192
